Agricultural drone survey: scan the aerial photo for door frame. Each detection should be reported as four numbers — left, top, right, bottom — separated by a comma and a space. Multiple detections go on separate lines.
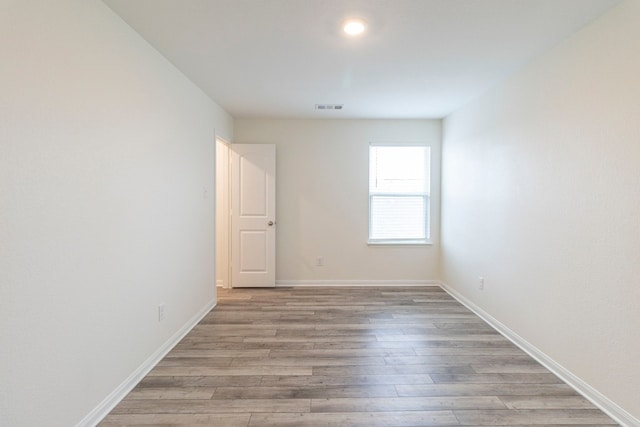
215, 137, 231, 289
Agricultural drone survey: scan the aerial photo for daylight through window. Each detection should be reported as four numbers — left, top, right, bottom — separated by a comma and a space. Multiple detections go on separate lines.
369, 144, 430, 243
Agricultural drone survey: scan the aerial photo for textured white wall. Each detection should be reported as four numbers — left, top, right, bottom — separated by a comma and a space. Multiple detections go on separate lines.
0, 1, 232, 426
441, 0, 640, 420
234, 119, 441, 283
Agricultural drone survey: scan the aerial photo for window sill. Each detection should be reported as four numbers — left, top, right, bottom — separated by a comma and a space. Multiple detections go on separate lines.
368, 240, 432, 246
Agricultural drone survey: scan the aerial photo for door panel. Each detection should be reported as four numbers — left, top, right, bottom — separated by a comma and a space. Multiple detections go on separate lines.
239, 156, 267, 216
239, 231, 267, 272
231, 144, 276, 287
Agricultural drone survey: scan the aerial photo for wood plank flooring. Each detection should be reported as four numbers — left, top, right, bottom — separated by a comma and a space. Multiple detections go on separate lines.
99, 287, 617, 426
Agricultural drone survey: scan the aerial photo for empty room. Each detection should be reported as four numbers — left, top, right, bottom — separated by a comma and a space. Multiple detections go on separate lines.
1, 1, 639, 426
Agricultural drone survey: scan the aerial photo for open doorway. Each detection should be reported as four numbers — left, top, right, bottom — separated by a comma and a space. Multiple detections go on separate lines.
215, 137, 231, 289
216, 141, 277, 290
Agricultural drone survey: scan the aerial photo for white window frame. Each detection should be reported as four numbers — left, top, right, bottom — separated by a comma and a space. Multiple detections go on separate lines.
368, 142, 432, 246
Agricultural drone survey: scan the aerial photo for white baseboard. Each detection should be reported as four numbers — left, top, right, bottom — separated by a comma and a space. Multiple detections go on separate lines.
216, 279, 224, 287
275, 280, 440, 287
439, 282, 639, 427
76, 298, 217, 427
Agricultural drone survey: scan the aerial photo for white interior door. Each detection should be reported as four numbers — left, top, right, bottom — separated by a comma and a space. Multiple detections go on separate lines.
230, 144, 276, 287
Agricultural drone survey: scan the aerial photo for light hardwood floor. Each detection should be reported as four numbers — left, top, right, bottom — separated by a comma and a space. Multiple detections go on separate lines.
99, 287, 618, 426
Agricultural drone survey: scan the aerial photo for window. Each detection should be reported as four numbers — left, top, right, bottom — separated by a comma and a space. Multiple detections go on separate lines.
369, 143, 431, 244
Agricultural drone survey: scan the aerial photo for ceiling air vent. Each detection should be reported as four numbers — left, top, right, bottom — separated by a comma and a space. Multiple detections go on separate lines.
315, 104, 343, 110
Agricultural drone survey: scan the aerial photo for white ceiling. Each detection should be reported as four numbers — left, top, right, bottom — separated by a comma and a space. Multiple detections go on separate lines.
103, 0, 620, 119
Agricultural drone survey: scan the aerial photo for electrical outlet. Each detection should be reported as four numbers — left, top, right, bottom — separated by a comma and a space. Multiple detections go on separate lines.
316, 256, 324, 267
158, 304, 165, 322
478, 277, 485, 291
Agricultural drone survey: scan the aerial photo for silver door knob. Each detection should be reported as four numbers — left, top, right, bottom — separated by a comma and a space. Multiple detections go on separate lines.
268, 221, 275, 226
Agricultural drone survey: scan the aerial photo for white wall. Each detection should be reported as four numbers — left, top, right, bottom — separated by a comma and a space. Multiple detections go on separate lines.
235, 119, 441, 284
441, 0, 640, 422
0, 1, 232, 426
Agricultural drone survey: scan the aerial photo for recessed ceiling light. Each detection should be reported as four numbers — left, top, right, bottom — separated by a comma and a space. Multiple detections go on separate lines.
342, 18, 367, 36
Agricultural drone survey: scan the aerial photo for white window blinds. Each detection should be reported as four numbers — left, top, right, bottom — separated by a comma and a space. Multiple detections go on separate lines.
369, 144, 430, 242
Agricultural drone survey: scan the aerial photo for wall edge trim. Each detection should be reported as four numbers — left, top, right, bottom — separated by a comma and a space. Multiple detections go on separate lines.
439, 281, 638, 427
76, 297, 218, 427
